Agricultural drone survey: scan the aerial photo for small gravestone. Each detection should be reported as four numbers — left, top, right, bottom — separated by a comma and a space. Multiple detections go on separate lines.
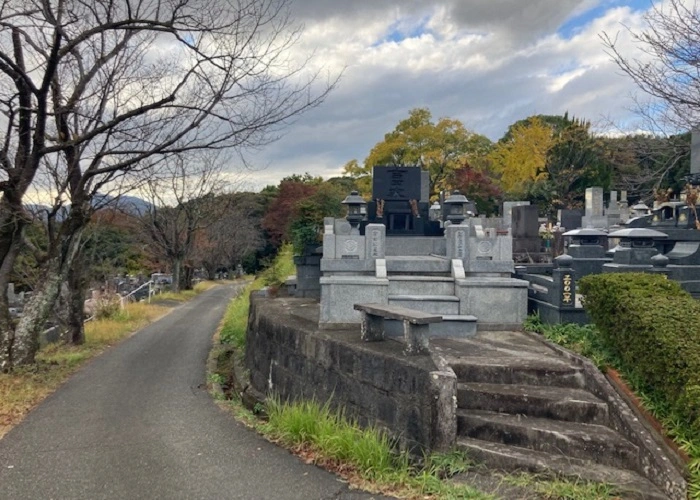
503, 201, 530, 228
557, 209, 583, 232
586, 187, 604, 216
512, 205, 540, 254
512, 205, 539, 238
582, 187, 608, 229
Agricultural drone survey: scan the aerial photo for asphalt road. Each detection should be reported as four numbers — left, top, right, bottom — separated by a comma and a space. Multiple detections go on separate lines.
0, 285, 385, 500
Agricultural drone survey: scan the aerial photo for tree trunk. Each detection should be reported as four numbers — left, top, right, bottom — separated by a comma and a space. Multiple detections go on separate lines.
0, 232, 24, 372
171, 258, 183, 293
204, 263, 217, 280
181, 264, 193, 290
66, 260, 86, 345
11, 225, 85, 366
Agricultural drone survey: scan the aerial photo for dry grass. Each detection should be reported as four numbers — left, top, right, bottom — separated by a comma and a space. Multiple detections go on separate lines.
0, 301, 170, 439
153, 280, 227, 303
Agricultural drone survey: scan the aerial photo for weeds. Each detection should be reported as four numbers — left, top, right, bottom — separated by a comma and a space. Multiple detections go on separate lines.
218, 278, 263, 348
503, 473, 618, 499
259, 244, 295, 288
260, 397, 493, 499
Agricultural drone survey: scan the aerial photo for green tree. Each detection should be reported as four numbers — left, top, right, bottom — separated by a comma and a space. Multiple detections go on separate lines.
345, 108, 492, 197
542, 118, 613, 213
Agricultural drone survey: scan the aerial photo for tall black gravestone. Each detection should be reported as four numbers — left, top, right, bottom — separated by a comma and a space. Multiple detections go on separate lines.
366, 166, 439, 235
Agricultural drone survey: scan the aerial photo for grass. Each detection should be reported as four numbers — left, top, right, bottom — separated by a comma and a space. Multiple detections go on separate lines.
525, 313, 700, 498
219, 277, 264, 348
503, 473, 619, 499
259, 243, 295, 288
152, 279, 223, 303
219, 394, 621, 500
259, 397, 493, 499
218, 245, 293, 348
0, 279, 227, 439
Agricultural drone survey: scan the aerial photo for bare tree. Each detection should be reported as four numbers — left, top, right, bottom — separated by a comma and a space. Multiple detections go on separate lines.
140, 153, 230, 292
195, 191, 265, 279
602, 0, 700, 132
0, 0, 335, 369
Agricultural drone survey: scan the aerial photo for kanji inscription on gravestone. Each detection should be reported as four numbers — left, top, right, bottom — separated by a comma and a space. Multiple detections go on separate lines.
372, 166, 421, 200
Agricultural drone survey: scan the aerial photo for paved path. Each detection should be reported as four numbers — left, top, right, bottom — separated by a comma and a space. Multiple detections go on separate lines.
0, 285, 383, 499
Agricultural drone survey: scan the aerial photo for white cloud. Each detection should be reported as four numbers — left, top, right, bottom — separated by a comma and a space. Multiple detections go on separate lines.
238, 0, 663, 189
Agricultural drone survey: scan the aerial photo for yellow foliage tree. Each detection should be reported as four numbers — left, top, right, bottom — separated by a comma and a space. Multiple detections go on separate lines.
343, 108, 492, 197
489, 117, 554, 196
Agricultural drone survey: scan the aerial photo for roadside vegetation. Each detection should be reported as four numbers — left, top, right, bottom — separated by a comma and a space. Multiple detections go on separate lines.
526, 272, 700, 498
0, 281, 221, 439
213, 250, 619, 499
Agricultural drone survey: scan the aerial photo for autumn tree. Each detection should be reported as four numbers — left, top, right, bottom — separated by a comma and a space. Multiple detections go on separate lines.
448, 161, 502, 216
344, 108, 492, 197
602, 0, 700, 131
489, 116, 554, 196
0, 0, 334, 369
262, 176, 321, 248
491, 114, 614, 215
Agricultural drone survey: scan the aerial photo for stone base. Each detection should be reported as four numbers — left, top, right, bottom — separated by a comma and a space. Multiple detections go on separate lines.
455, 277, 528, 326
319, 276, 388, 326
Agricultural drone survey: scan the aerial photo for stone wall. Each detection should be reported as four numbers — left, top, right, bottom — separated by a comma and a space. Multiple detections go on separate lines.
245, 293, 456, 452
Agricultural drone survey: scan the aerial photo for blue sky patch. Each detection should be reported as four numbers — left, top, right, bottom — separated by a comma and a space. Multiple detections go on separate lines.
375, 16, 433, 46
557, 0, 652, 39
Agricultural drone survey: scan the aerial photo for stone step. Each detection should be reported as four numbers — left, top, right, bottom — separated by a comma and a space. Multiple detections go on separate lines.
457, 382, 609, 425
430, 315, 477, 338
449, 356, 587, 389
385, 256, 451, 274
388, 294, 460, 315
388, 275, 455, 296
456, 437, 668, 500
457, 410, 639, 470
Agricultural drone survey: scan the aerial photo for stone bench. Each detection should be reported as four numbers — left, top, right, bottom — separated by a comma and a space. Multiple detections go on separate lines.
353, 303, 442, 355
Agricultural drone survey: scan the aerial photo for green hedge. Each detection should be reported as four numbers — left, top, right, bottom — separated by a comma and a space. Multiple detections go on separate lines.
579, 273, 700, 433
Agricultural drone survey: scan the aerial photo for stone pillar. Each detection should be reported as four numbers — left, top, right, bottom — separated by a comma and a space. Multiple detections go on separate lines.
552, 255, 575, 309
445, 224, 468, 261
365, 223, 386, 259
586, 187, 604, 217
619, 190, 629, 223
582, 187, 607, 228
692, 128, 700, 175
428, 369, 457, 452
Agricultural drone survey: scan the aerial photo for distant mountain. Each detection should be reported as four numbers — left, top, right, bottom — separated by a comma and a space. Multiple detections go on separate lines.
24, 193, 152, 221
92, 193, 153, 216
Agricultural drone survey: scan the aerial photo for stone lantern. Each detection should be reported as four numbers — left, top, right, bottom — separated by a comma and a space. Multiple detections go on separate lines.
341, 190, 366, 234
443, 190, 469, 225
428, 201, 442, 222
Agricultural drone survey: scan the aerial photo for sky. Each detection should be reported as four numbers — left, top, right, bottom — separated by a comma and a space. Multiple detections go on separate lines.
239, 0, 660, 190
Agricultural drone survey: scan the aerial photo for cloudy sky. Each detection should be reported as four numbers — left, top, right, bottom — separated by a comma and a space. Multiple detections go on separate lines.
242, 0, 657, 189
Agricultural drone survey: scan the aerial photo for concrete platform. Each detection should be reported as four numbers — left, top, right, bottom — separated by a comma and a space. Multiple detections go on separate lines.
277, 298, 685, 499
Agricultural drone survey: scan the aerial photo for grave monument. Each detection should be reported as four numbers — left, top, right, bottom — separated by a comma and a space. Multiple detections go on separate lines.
318, 167, 527, 334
